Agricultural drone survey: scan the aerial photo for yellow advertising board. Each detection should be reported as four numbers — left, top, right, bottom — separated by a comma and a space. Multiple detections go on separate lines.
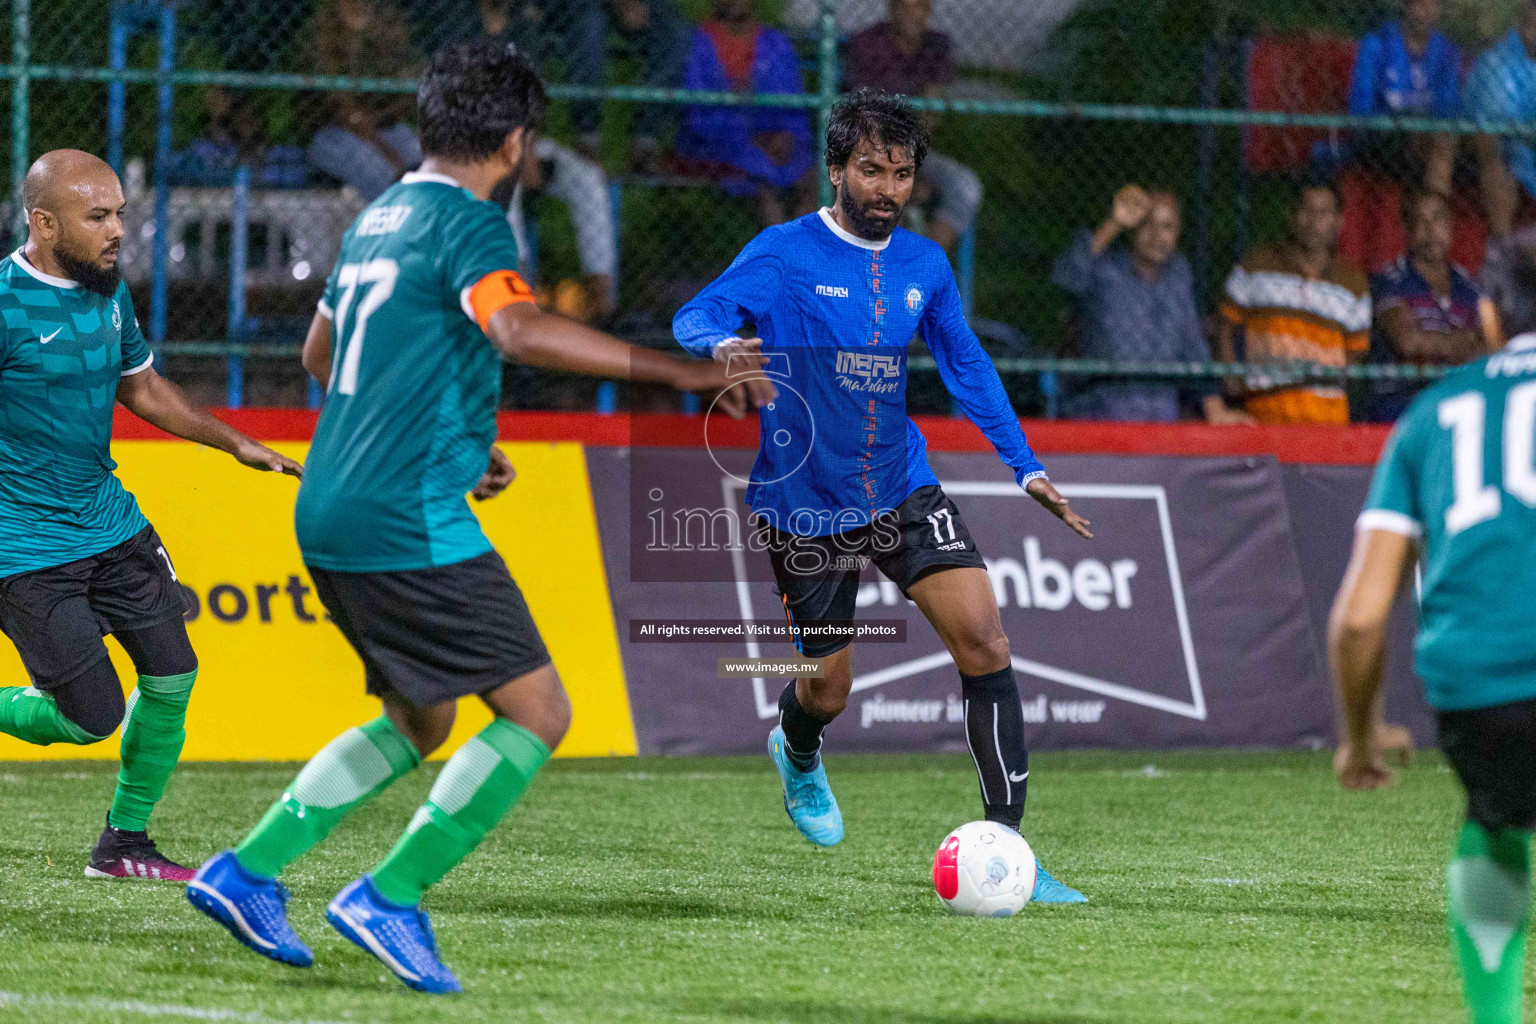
0, 441, 636, 761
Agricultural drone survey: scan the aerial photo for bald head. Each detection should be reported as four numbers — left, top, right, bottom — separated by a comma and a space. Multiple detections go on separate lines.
21, 150, 126, 296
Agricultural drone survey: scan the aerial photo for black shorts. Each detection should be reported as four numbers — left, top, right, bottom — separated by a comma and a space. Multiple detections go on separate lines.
309, 549, 552, 709
760, 485, 986, 659
0, 524, 189, 690
1439, 697, 1536, 833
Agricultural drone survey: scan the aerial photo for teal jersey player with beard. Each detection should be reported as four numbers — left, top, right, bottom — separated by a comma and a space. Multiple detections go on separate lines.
0, 149, 300, 883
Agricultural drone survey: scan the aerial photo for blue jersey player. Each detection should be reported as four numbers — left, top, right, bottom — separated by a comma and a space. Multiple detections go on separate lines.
187, 42, 740, 993
1330, 247, 1536, 1024
674, 92, 1090, 902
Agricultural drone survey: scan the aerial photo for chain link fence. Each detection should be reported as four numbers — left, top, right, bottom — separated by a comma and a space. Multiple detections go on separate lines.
5, 0, 1532, 417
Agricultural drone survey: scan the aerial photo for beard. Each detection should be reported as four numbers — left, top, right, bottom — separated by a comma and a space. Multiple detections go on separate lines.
55, 238, 121, 297
838, 178, 903, 241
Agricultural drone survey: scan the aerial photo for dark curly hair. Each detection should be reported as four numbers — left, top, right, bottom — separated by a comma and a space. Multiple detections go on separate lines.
825, 90, 929, 171
418, 41, 547, 161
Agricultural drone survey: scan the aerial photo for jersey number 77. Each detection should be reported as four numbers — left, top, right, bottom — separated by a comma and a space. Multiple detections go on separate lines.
329, 259, 400, 396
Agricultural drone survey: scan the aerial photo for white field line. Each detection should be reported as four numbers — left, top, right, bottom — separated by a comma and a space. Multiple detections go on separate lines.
0, 991, 349, 1024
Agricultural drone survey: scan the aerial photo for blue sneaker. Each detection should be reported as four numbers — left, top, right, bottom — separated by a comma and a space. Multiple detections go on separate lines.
767, 725, 843, 847
327, 875, 462, 994
1032, 859, 1088, 904
186, 850, 314, 967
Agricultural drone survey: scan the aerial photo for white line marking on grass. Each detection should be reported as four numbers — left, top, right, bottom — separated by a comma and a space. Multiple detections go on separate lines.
0, 991, 348, 1024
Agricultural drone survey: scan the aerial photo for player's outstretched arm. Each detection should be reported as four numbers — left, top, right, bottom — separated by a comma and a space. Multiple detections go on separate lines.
1327, 527, 1415, 790
486, 302, 758, 417
116, 367, 303, 477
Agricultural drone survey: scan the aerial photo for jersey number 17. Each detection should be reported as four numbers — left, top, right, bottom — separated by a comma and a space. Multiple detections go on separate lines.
329, 258, 400, 396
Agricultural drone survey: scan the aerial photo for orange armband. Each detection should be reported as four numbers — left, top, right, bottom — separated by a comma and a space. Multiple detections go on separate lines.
464, 270, 535, 331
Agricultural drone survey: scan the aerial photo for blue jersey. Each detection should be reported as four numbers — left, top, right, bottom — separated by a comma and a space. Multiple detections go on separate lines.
674, 210, 1044, 537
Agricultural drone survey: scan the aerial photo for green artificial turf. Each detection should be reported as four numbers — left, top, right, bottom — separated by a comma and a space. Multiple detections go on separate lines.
0, 751, 1496, 1023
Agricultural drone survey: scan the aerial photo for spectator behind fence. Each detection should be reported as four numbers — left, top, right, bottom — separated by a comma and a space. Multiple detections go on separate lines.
473, 2, 618, 321
570, 0, 688, 171
1218, 181, 1371, 425
306, 0, 423, 200
673, 0, 816, 225
1052, 185, 1252, 425
1466, 1, 1536, 239
1347, 0, 1460, 193
1479, 222, 1536, 345
845, 0, 978, 253
1367, 189, 1492, 421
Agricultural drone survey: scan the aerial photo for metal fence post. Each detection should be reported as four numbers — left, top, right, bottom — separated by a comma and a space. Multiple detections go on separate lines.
226, 165, 248, 409
10, 0, 30, 248
107, 5, 132, 176
816, 0, 836, 210
149, 1, 176, 349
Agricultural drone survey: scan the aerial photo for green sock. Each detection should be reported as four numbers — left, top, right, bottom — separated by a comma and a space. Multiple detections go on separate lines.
109, 671, 197, 832
1448, 820, 1531, 1024
0, 686, 107, 746
371, 718, 550, 907
234, 716, 421, 878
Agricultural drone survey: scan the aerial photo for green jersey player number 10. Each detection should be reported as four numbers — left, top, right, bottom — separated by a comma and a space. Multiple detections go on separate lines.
330, 258, 399, 396
1438, 381, 1536, 536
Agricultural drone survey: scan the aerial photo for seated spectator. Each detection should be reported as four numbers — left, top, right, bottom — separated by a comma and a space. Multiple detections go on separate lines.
1367, 189, 1493, 421
502, 138, 619, 322
1218, 180, 1371, 425
846, 0, 978, 253
470, 2, 618, 321
570, 1, 688, 171
1466, 1, 1536, 240
673, 0, 816, 225
1348, 0, 1461, 192
305, 0, 422, 201
1052, 185, 1252, 425
1478, 222, 1536, 345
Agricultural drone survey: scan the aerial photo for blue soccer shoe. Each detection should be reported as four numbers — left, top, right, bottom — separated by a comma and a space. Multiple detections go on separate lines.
327, 875, 462, 994
1032, 859, 1089, 903
768, 725, 844, 847
186, 849, 314, 967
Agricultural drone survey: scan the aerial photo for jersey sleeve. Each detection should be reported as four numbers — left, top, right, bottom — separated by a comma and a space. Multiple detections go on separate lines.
116, 284, 153, 377
672, 230, 787, 357
317, 256, 342, 319
441, 202, 534, 332
920, 267, 1046, 485
1360, 419, 1424, 539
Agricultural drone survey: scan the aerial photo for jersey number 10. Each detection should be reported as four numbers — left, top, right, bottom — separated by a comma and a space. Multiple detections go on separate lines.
1439, 381, 1536, 535
329, 258, 400, 396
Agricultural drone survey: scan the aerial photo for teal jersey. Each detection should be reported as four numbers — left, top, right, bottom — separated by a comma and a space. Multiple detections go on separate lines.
0, 251, 152, 577
1362, 334, 1536, 710
295, 172, 531, 572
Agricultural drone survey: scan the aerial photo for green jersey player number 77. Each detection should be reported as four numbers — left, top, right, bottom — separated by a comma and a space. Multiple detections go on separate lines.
185, 42, 749, 995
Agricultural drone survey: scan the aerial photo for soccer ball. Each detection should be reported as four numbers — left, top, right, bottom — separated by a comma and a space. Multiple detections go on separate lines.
931, 821, 1036, 917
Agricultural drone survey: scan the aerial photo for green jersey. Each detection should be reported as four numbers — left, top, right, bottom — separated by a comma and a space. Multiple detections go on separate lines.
0, 250, 152, 577
1362, 334, 1536, 710
295, 172, 532, 572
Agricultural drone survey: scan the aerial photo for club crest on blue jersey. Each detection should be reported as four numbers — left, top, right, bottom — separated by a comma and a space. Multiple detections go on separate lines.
111, 300, 122, 331
903, 284, 924, 314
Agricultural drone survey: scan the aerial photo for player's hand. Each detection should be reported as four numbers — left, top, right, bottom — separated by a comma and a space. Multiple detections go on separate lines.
471, 445, 516, 502
1334, 741, 1395, 790
1111, 184, 1151, 232
1374, 721, 1415, 767
711, 337, 777, 410
1026, 476, 1092, 539
233, 439, 303, 478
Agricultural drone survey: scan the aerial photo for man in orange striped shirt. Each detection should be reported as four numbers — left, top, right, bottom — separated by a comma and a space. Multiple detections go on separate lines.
1218, 180, 1372, 424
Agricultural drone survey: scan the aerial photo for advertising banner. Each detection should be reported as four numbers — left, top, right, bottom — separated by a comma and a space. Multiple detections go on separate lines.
0, 440, 636, 761
589, 447, 1427, 755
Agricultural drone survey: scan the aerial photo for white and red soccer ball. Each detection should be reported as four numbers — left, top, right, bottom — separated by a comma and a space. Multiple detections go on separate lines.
931, 821, 1036, 917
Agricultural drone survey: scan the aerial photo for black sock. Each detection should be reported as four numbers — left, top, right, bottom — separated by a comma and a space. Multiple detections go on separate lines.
962, 666, 1028, 831
778, 681, 832, 772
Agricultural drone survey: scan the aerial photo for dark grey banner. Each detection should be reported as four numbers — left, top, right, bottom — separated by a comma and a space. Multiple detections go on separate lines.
586, 448, 1426, 756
